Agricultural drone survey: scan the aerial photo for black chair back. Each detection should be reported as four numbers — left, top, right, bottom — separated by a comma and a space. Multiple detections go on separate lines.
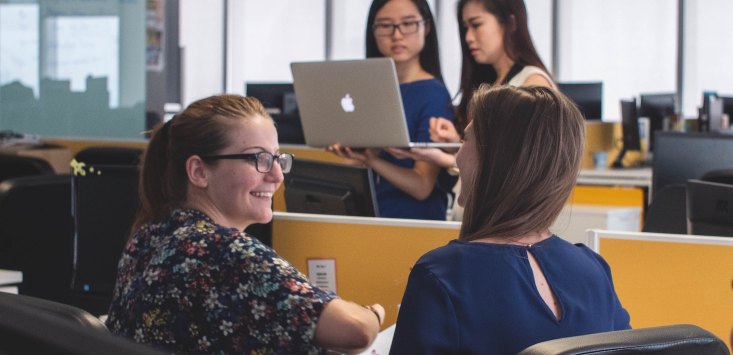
518, 324, 729, 355
643, 183, 687, 234
0, 154, 54, 181
0, 175, 74, 304
0, 292, 166, 355
701, 168, 733, 186
0, 292, 106, 330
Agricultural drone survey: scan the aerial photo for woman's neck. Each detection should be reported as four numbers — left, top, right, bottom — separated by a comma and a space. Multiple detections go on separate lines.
492, 55, 516, 85
470, 230, 551, 247
395, 58, 432, 83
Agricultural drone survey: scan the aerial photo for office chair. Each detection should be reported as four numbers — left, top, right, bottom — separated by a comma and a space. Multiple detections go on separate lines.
0, 154, 54, 181
701, 168, 733, 186
0, 174, 75, 305
0, 292, 106, 330
70, 147, 142, 308
0, 292, 166, 355
642, 183, 687, 234
518, 324, 730, 355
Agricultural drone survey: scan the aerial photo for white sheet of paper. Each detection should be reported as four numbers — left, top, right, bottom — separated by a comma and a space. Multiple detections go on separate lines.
307, 259, 336, 293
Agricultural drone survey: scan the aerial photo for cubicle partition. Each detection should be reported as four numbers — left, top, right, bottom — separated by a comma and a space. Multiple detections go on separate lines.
587, 229, 733, 350
272, 212, 458, 327
272, 206, 643, 328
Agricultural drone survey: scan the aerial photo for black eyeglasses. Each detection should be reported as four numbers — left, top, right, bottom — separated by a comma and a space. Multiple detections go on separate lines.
201, 152, 294, 174
372, 19, 427, 37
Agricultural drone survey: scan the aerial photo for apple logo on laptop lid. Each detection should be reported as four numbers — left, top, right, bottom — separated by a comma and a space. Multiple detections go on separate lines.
340, 94, 355, 113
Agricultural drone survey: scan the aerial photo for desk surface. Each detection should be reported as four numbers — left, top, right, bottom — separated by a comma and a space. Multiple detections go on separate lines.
578, 167, 652, 188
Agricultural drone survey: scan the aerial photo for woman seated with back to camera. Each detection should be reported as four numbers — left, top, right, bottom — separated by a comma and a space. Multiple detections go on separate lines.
105, 95, 384, 354
389, 85, 631, 354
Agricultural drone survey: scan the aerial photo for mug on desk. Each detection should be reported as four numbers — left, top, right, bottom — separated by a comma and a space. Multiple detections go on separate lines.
593, 151, 608, 170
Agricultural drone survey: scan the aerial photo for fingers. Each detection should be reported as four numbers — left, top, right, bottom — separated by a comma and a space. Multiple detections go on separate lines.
429, 117, 460, 143
326, 144, 347, 158
384, 147, 412, 160
370, 304, 385, 326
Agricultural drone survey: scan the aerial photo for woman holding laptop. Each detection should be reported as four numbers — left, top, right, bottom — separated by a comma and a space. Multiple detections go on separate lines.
328, 0, 456, 221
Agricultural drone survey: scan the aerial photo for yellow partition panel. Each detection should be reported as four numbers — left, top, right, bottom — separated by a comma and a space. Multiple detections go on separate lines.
571, 185, 645, 207
272, 213, 459, 328
591, 231, 733, 350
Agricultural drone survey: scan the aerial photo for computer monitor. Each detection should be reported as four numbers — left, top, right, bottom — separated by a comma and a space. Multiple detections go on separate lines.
246, 83, 305, 144
638, 93, 676, 151
652, 132, 733, 195
612, 98, 641, 168
686, 179, 733, 237
284, 158, 379, 217
558, 82, 603, 120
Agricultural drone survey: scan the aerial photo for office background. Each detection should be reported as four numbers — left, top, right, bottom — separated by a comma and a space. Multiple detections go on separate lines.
0, 0, 732, 140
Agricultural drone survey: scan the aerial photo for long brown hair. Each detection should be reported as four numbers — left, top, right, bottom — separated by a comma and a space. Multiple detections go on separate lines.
459, 85, 584, 241
456, 0, 551, 132
132, 95, 271, 233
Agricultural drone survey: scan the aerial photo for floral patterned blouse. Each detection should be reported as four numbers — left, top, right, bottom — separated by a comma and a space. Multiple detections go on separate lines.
106, 208, 337, 354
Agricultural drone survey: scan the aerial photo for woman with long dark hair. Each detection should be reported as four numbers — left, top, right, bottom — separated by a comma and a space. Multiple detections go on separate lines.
328, 0, 456, 221
390, 85, 630, 354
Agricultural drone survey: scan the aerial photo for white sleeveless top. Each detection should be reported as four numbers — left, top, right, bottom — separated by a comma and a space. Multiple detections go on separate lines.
507, 65, 555, 89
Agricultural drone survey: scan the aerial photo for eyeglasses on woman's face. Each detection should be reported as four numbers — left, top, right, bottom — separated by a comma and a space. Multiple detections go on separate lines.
202, 152, 294, 174
372, 19, 426, 37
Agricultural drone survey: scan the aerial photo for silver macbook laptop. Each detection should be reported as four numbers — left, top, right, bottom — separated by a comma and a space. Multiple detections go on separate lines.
290, 58, 460, 149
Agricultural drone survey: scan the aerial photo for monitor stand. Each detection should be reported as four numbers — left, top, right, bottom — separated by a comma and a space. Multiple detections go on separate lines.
611, 147, 649, 169
611, 147, 627, 169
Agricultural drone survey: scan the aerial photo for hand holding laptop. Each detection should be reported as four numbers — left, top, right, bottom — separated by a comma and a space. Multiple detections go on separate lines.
326, 143, 378, 164
384, 147, 457, 169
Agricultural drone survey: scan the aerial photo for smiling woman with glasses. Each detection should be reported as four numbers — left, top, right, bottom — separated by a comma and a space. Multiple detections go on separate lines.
105, 94, 384, 354
327, 0, 458, 221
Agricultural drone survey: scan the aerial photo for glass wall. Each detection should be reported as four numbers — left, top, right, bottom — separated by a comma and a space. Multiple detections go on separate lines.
682, 0, 733, 117
557, 0, 677, 120
0, 0, 145, 139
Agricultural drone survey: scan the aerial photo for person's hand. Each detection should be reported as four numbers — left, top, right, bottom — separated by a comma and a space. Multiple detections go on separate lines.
326, 144, 378, 164
429, 117, 461, 143
384, 147, 415, 160
385, 147, 456, 168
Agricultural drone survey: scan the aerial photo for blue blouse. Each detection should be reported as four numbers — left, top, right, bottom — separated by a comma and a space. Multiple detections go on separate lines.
390, 236, 630, 354
376, 79, 456, 220
106, 209, 336, 354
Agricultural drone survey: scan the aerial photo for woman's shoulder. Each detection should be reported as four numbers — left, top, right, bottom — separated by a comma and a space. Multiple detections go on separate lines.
510, 66, 554, 88
402, 78, 450, 92
153, 208, 270, 260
